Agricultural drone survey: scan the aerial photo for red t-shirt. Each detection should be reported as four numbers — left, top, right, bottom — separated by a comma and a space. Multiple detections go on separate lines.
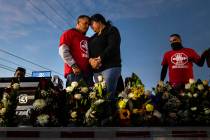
59, 29, 90, 78
161, 48, 201, 86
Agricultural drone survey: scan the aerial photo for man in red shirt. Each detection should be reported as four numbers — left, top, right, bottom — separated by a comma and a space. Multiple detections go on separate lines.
59, 15, 92, 87
161, 34, 207, 89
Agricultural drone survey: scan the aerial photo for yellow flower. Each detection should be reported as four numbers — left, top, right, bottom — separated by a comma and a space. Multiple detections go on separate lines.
118, 99, 127, 109
202, 80, 209, 86
146, 104, 154, 112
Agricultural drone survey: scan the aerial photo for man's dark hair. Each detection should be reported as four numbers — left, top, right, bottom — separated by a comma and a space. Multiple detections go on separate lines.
15, 67, 26, 74
170, 34, 181, 39
77, 15, 90, 23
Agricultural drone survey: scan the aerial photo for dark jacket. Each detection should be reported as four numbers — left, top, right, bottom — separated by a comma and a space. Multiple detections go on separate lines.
88, 25, 121, 73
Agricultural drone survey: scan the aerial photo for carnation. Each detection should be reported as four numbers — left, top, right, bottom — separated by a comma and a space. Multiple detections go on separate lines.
12, 83, 20, 90
71, 81, 78, 88
0, 108, 6, 115
37, 114, 49, 126
71, 111, 77, 118
66, 86, 74, 93
197, 84, 204, 91
189, 79, 196, 84
74, 94, 82, 100
33, 99, 46, 110
185, 83, 191, 90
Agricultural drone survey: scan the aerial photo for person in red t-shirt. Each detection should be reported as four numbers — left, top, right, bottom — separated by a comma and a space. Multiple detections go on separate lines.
160, 34, 207, 89
59, 15, 93, 87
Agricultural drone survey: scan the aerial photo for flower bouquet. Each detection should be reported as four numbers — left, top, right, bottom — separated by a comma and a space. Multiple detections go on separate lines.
0, 78, 19, 126
30, 78, 63, 126
85, 75, 112, 126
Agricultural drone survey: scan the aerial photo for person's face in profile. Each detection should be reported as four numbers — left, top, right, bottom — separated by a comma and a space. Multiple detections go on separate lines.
14, 70, 25, 78
77, 17, 90, 34
90, 21, 101, 33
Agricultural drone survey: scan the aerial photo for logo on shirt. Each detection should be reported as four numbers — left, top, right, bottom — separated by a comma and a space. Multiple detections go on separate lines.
171, 53, 188, 68
80, 40, 88, 58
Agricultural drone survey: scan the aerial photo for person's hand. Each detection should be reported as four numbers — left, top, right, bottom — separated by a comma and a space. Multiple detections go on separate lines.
202, 48, 210, 58
71, 64, 81, 75
89, 57, 102, 69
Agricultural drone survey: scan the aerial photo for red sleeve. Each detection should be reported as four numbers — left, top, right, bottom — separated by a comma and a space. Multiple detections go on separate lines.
189, 48, 201, 63
59, 30, 72, 47
161, 52, 168, 66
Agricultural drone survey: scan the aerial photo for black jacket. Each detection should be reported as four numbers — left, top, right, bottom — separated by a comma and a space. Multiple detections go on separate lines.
88, 25, 121, 73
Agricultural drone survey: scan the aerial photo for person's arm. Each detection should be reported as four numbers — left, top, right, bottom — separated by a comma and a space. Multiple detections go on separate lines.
160, 64, 168, 81
100, 27, 121, 63
194, 48, 210, 67
59, 44, 80, 74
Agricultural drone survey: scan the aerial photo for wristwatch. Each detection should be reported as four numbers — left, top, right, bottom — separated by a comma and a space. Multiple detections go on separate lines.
71, 63, 78, 69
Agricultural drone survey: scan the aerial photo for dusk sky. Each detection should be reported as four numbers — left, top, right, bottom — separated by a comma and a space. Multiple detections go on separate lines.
0, 0, 209, 89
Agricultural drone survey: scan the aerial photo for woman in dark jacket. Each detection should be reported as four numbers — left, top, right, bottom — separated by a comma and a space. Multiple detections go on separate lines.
88, 13, 122, 101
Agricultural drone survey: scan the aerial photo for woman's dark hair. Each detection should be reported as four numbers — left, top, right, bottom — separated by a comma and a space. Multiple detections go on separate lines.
90, 13, 111, 26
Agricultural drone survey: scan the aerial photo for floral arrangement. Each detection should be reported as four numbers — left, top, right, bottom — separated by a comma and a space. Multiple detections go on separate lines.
65, 80, 90, 126
0, 78, 19, 126
117, 73, 161, 126
85, 75, 112, 126
30, 78, 65, 126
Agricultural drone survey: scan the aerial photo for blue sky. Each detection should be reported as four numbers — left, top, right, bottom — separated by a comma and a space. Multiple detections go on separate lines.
0, 0, 209, 89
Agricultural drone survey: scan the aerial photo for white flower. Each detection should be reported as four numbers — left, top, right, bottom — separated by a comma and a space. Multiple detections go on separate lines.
197, 84, 204, 91
185, 83, 191, 90
74, 94, 82, 100
89, 92, 96, 99
41, 90, 49, 96
33, 99, 46, 110
71, 81, 78, 88
153, 110, 162, 119
85, 108, 93, 118
37, 114, 49, 126
80, 87, 89, 93
204, 108, 210, 115
94, 99, 104, 105
193, 93, 198, 98
89, 111, 96, 118
12, 83, 20, 90
0, 118, 4, 124
0, 108, 6, 115
180, 92, 185, 97
71, 111, 77, 118
66, 86, 74, 93
101, 81, 106, 89
190, 107, 197, 111
187, 92, 192, 98
128, 93, 134, 99
189, 79, 196, 84
98, 75, 103, 82
2, 92, 9, 100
